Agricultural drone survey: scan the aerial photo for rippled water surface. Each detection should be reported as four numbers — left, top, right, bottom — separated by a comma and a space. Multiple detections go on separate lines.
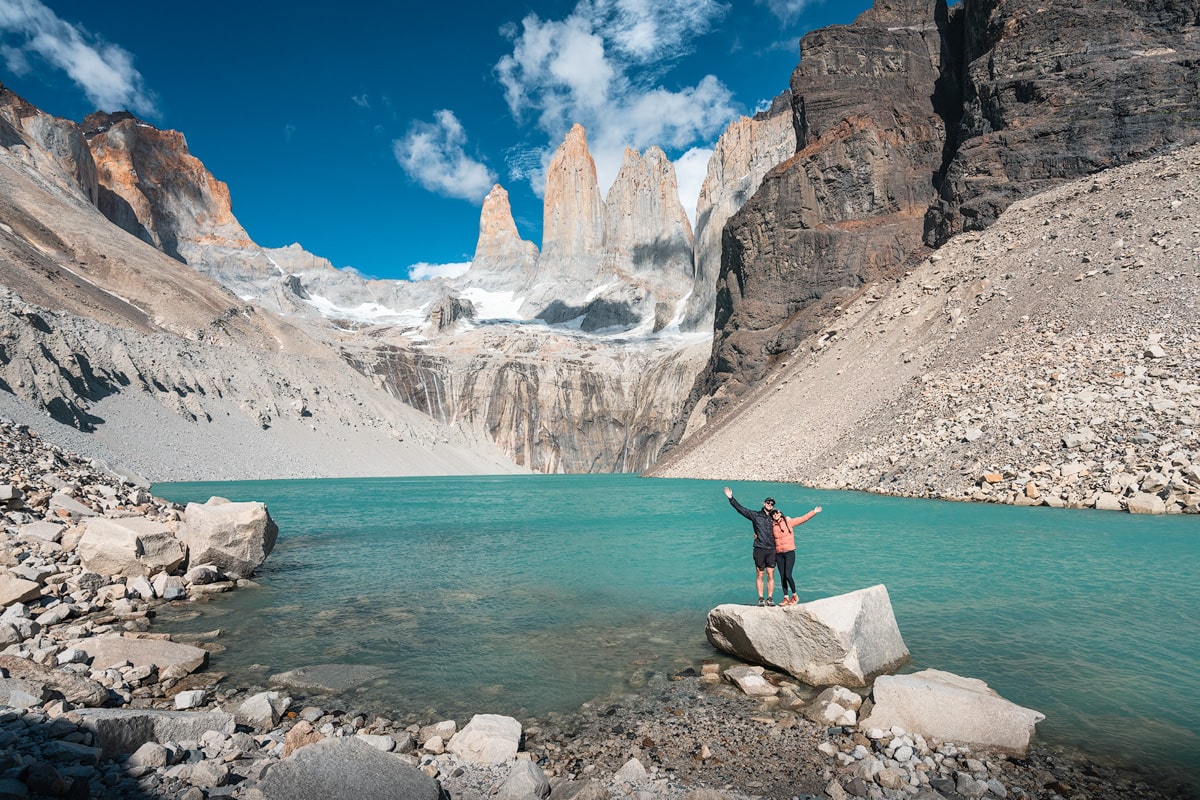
153, 474, 1198, 782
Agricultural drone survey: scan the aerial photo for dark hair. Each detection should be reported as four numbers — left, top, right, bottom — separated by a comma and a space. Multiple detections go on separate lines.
764, 497, 775, 504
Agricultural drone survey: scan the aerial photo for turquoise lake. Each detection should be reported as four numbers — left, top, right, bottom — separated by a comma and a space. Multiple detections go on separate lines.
152, 474, 1198, 784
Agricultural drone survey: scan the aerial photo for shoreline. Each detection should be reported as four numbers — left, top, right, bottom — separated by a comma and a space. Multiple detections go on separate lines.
1, 418, 1194, 799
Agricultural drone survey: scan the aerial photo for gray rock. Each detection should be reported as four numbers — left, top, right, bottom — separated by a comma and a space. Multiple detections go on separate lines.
234, 691, 291, 730
721, 665, 778, 697
500, 759, 551, 799
550, 780, 612, 800
860, 668, 1044, 755
268, 663, 386, 694
256, 736, 446, 800
613, 757, 647, 786
77, 517, 185, 577
18, 521, 64, 543
174, 689, 206, 709
126, 741, 170, 769
0, 572, 40, 606
1127, 492, 1166, 515
178, 498, 278, 577
0, 654, 108, 706
74, 708, 236, 759
0, 676, 48, 708
447, 713, 521, 764
75, 634, 208, 673
706, 585, 910, 687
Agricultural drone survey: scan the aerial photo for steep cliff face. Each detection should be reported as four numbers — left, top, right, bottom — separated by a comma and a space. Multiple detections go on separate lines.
926, 0, 1200, 243
83, 112, 280, 293
683, 93, 797, 332
691, 0, 951, 414
342, 328, 710, 474
683, 0, 1200, 437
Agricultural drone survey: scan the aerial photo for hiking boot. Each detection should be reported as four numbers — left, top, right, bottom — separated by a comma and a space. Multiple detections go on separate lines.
757, 597, 765, 606
766, 597, 775, 607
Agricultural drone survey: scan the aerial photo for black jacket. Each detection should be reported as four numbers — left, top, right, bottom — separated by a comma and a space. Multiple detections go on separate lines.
729, 496, 776, 550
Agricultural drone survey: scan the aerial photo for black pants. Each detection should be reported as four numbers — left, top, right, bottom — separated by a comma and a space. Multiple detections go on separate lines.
777, 550, 796, 595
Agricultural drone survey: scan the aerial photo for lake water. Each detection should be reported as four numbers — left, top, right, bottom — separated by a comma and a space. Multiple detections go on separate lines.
152, 474, 1198, 784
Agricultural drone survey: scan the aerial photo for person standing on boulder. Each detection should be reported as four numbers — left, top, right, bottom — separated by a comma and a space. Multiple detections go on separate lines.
724, 487, 778, 606
770, 504, 821, 606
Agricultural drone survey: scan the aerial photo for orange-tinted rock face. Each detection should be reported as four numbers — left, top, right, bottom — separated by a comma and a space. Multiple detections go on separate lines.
538, 123, 606, 278
468, 184, 539, 286
84, 112, 255, 261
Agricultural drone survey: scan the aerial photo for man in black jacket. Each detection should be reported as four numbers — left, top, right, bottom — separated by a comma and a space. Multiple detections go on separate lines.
724, 486, 777, 606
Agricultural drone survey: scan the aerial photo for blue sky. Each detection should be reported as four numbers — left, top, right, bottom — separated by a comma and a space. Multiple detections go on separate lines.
1, 0, 879, 281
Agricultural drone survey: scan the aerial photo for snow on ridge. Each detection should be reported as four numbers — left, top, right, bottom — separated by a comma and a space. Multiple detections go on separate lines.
303, 294, 426, 326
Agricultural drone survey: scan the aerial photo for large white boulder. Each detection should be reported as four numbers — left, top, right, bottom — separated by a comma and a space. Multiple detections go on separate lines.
74, 634, 208, 674
705, 585, 909, 687
859, 668, 1045, 754
447, 713, 522, 764
77, 517, 185, 577
177, 498, 278, 577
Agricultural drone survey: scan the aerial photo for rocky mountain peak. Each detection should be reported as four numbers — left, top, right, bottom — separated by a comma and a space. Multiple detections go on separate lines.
538, 123, 606, 275
602, 145, 693, 276
466, 184, 539, 287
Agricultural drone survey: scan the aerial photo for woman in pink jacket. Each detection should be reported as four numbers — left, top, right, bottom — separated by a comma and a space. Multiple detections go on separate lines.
770, 504, 822, 606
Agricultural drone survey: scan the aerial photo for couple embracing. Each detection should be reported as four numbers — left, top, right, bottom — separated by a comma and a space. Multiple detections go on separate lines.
724, 486, 822, 607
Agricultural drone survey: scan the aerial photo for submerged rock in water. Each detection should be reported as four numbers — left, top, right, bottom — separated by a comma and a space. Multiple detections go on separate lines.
268, 663, 388, 693
705, 584, 909, 687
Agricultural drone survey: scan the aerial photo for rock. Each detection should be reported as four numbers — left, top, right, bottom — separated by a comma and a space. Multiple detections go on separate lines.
501, 759, 551, 799
268, 663, 385, 693
804, 686, 862, 727
153, 572, 187, 600
0, 572, 40, 606
256, 737, 445, 800
282, 720, 323, 757
73, 708, 236, 759
74, 634, 208, 673
0, 676, 47, 708
722, 665, 779, 697
466, 184, 539, 287
1127, 492, 1167, 515
860, 668, 1044, 755
178, 497, 278, 577
127, 741, 170, 769
446, 713, 521, 764
77, 517, 186, 577
705, 585, 910, 686
613, 757, 647, 785
234, 691, 292, 730
1094, 493, 1124, 512
49, 490, 96, 517
174, 689, 206, 709
18, 521, 64, 543
355, 733, 396, 752
418, 719, 457, 743
551, 779, 612, 800
0, 654, 108, 706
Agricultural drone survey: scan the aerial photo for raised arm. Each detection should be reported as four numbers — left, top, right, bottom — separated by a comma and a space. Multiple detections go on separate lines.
724, 486, 756, 520
789, 506, 823, 526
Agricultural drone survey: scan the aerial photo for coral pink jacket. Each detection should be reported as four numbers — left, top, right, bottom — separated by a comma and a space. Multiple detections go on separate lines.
772, 509, 818, 553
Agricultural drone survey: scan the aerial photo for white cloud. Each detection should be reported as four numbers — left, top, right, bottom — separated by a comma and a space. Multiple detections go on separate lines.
672, 146, 712, 226
408, 261, 471, 281
756, 0, 820, 23
394, 110, 497, 202
496, 0, 735, 202
0, 0, 156, 115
